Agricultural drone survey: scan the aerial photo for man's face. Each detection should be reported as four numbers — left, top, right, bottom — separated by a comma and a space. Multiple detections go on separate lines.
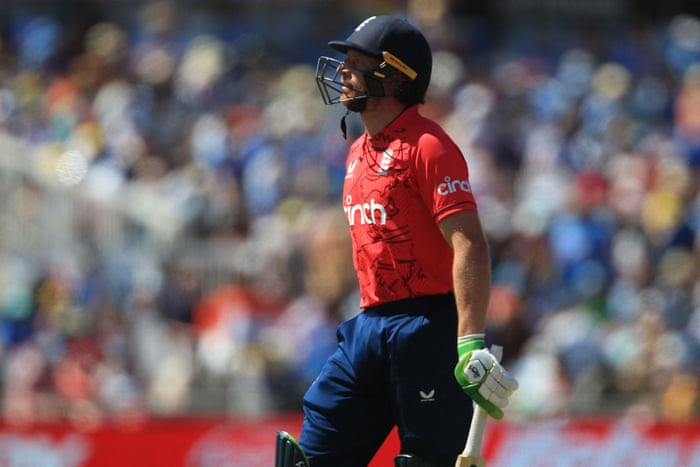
338, 50, 381, 111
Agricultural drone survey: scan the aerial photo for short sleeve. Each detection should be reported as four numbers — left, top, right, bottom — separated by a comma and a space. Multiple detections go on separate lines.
414, 132, 477, 222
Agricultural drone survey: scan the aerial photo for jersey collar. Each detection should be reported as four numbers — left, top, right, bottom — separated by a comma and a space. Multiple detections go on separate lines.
368, 105, 419, 148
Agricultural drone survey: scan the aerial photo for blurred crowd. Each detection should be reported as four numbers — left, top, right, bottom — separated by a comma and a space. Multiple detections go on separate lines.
0, 0, 698, 430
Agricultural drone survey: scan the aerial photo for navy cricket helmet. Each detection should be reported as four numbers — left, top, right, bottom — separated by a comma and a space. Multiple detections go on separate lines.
316, 15, 433, 106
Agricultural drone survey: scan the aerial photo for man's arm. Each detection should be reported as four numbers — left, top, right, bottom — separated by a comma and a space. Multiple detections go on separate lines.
439, 209, 517, 419
438, 209, 491, 337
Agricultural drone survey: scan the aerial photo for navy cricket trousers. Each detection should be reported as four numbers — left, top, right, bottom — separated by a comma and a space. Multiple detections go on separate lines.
299, 294, 473, 467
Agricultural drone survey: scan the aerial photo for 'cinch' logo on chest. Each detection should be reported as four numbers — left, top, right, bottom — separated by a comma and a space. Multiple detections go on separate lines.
344, 195, 387, 226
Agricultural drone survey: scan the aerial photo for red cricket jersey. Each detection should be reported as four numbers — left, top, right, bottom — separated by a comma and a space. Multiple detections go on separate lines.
343, 106, 477, 308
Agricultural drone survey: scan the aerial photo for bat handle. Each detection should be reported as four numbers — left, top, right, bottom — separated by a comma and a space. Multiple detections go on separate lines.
463, 405, 488, 456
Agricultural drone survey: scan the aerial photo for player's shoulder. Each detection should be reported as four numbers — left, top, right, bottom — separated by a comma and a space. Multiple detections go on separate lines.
412, 115, 460, 157
348, 133, 366, 153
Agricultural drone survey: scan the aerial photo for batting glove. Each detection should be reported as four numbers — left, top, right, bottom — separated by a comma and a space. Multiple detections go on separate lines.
454, 334, 519, 419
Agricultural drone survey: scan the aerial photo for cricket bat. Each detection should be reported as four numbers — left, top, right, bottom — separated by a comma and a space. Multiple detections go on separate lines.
455, 345, 503, 467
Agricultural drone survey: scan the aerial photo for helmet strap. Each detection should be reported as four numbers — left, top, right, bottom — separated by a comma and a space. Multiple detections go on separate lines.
340, 109, 350, 139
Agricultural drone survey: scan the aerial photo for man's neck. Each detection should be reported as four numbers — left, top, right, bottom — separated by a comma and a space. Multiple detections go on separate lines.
360, 98, 410, 137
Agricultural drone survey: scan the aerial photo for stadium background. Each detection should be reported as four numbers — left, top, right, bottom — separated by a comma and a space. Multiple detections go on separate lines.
0, 0, 699, 465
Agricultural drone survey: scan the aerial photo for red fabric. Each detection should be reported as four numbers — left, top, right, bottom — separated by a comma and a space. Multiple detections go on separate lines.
343, 106, 477, 307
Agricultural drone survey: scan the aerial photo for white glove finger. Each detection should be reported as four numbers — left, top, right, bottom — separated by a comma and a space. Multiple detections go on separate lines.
471, 349, 496, 369
482, 373, 514, 400
478, 381, 510, 408
489, 363, 519, 392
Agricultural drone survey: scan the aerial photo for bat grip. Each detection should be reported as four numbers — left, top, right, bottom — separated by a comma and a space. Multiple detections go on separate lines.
463, 405, 488, 457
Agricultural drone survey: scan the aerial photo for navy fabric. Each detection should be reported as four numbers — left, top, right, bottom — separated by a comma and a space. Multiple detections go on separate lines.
299, 294, 473, 467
